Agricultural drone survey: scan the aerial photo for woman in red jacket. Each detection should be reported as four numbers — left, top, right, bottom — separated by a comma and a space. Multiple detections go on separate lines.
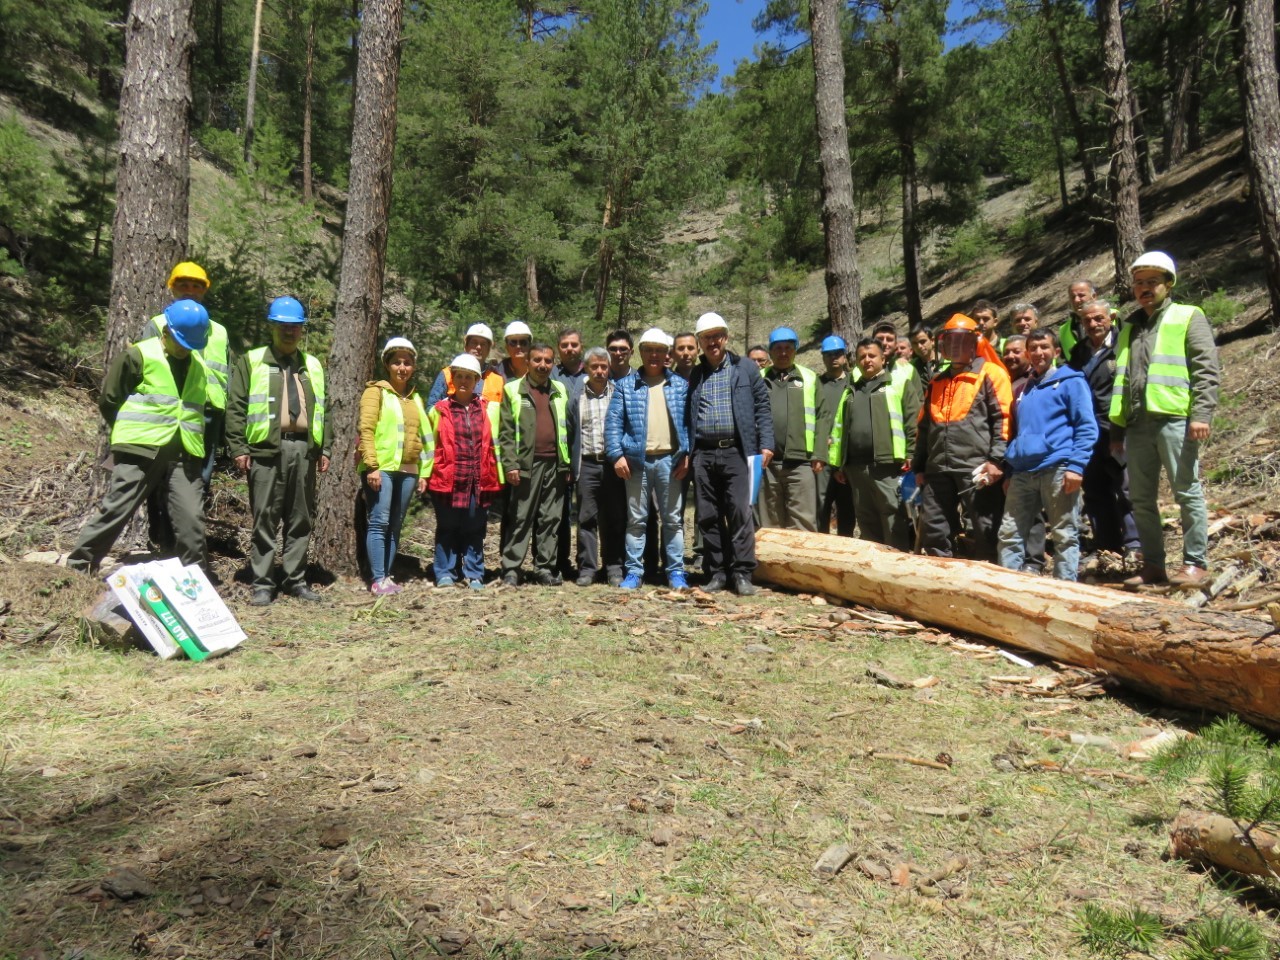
426, 354, 503, 590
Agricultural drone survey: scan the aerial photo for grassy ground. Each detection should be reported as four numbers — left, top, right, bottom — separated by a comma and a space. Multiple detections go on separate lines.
1, 561, 1273, 960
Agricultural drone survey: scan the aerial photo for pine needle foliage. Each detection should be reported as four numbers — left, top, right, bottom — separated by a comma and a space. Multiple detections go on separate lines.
1073, 903, 1163, 957
1148, 716, 1280, 828
1174, 914, 1271, 960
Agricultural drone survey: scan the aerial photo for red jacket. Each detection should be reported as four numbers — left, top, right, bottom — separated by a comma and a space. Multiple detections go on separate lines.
427, 397, 502, 497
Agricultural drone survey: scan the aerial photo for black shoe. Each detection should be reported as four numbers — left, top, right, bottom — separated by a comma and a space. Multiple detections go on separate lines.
704, 573, 728, 593
287, 584, 322, 602
607, 574, 624, 588
733, 575, 757, 597
576, 573, 596, 587
533, 569, 563, 586
501, 571, 520, 587
250, 587, 274, 606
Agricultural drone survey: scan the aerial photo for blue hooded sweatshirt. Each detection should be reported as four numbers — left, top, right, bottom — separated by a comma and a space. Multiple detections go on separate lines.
1004, 364, 1098, 475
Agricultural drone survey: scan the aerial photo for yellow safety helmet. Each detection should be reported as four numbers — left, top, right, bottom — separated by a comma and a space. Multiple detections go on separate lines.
167, 261, 211, 291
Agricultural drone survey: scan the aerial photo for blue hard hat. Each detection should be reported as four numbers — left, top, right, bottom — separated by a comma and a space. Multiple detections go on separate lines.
267, 296, 307, 324
163, 299, 210, 350
821, 335, 847, 354
769, 326, 799, 347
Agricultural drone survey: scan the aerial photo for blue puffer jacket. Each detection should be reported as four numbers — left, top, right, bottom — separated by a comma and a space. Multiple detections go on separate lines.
1005, 365, 1099, 474
604, 369, 690, 464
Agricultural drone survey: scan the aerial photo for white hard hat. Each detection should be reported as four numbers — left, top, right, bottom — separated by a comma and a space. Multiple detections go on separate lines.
382, 336, 416, 358
1130, 251, 1177, 286
504, 320, 532, 339
638, 327, 673, 348
464, 323, 494, 343
449, 353, 482, 375
695, 312, 728, 335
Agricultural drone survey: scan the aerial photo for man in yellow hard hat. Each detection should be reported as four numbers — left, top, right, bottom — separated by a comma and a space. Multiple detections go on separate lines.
139, 261, 233, 559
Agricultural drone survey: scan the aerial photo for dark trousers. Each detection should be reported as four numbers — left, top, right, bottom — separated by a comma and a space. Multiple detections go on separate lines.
576, 458, 625, 582
818, 467, 855, 536
693, 446, 755, 577
919, 470, 1004, 562
146, 409, 223, 554
501, 458, 567, 576
1082, 433, 1140, 553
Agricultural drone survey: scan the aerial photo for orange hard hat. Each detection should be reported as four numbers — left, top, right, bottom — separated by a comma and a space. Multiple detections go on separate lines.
942, 313, 978, 334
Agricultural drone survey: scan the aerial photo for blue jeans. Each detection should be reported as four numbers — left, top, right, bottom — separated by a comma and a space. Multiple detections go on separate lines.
1124, 416, 1208, 568
433, 493, 487, 583
363, 471, 416, 582
998, 464, 1082, 580
624, 453, 685, 580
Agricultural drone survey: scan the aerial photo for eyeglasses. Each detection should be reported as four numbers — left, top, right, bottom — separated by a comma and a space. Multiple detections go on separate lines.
607, 346, 631, 354
506, 338, 531, 348
699, 332, 727, 343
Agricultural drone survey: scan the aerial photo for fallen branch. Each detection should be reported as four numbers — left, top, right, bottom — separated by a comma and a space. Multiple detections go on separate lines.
866, 751, 952, 771
1168, 810, 1280, 878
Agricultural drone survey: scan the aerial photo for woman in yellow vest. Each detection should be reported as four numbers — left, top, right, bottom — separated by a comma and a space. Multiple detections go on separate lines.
359, 338, 430, 596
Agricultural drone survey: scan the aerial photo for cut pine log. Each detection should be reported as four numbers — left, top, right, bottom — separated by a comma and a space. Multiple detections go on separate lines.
755, 529, 1280, 732
1168, 810, 1280, 877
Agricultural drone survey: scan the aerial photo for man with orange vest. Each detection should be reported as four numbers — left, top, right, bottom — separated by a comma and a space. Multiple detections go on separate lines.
1110, 251, 1220, 589
427, 323, 506, 405
912, 314, 1013, 561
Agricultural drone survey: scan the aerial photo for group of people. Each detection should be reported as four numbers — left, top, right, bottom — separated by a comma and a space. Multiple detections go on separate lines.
68, 248, 1220, 599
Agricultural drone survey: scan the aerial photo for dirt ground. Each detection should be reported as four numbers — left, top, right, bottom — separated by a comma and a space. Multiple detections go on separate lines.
3, 562, 1276, 960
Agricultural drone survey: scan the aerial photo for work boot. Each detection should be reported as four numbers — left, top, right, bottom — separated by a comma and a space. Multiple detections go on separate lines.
287, 584, 322, 602
501, 571, 520, 587
250, 587, 274, 606
1123, 565, 1167, 590
703, 572, 728, 593
532, 569, 563, 586
733, 575, 757, 596
1168, 564, 1209, 589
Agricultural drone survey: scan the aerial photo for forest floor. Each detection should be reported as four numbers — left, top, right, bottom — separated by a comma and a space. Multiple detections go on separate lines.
3, 123, 1280, 958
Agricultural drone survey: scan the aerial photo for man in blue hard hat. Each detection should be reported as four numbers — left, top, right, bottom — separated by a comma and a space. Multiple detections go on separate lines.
226, 296, 332, 605
759, 326, 821, 532
814, 334, 854, 536
68, 300, 212, 573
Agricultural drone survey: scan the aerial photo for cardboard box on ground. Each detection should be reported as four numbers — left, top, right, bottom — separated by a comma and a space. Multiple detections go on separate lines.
106, 559, 245, 661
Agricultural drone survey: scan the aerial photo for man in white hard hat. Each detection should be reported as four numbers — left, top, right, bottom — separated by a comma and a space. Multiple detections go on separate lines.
427, 322, 505, 405
500, 320, 533, 381
685, 312, 775, 595
1110, 251, 1220, 589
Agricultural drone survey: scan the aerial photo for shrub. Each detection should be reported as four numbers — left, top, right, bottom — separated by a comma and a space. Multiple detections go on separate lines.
1200, 288, 1243, 328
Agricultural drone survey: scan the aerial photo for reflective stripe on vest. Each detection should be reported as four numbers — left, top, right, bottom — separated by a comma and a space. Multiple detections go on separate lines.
826, 373, 907, 465
368, 387, 430, 475
244, 347, 326, 446
764, 364, 819, 457
504, 378, 570, 465
112, 337, 208, 456
151, 314, 230, 410
1108, 303, 1195, 426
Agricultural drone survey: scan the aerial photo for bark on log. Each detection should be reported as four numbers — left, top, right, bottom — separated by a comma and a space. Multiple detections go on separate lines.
1168, 809, 1280, 877
1094, 602, 1280, 735
754, 529, 1139, 668
755, 529, 1280, 732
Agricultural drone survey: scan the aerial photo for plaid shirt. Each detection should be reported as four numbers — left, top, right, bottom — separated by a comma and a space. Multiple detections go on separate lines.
695, 355, 736, 442
446, 396, 489, 508
579, 381, 613, 458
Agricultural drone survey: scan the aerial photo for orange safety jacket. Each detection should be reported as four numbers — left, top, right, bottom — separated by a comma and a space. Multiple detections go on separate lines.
912, 349, 1013, 476
442, 365, 505, 403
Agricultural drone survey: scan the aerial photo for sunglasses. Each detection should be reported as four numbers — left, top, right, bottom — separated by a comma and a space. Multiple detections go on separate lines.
506, 338, 531, 348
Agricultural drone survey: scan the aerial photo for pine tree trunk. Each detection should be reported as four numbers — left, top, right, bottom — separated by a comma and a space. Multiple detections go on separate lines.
1238, 0, 1280, 325
312, 0, 405, 576
1098, 0, 1145, 291
901, 133, 923, 328
525, 256, 540, 314
96, 0, 194, 512
593, 189, 615, 324
1051, 106, 1070, 211
1043, 0, 1098, 203
808, 0, 863, 343
1164, 0, 1202, 168
302, 16, 315, 202
244, 0, 264, 165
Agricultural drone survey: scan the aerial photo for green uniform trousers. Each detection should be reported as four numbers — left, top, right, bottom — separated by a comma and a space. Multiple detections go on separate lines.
501, 458, 567, 577
845, 461, 907, 550
68, 451, 205, 572
758, 460, 819, 532
249, 437, 317, 590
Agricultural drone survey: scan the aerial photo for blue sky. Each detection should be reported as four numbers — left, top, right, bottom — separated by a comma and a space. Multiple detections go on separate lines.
700, 0, 1002, 91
